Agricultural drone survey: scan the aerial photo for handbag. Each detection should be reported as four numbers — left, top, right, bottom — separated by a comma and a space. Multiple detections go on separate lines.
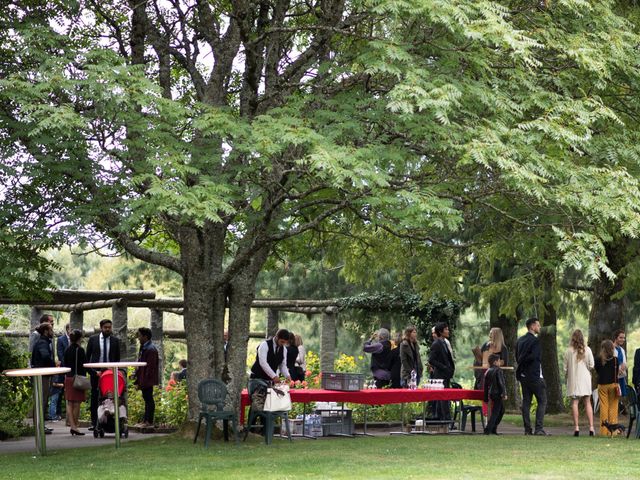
613, 357, 622, 397
73, 347, 91, 391
263, 384, 292, 412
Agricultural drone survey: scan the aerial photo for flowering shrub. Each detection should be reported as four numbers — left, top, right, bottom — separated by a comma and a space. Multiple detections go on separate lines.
333, 353, 368, 374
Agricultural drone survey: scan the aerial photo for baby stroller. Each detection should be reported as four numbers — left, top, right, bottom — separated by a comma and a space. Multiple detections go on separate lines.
94, 369, 129, 439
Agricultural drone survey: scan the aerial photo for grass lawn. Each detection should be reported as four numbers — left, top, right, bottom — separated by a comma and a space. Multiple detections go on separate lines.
2, 428, 640, 479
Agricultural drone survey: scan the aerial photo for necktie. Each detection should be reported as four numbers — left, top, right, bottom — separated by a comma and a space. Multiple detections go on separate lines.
102, 337, 108, 362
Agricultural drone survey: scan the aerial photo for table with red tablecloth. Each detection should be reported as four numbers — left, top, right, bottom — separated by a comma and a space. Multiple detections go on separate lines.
240, 388, 483, 425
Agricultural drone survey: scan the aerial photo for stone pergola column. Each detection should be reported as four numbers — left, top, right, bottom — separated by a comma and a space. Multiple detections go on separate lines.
69, 310, 84, 333
150, 308, 164, 385
320, 308, 337, 373
30, 306, 43, 330
111, 303, 129, 360
266, 308, 279, 338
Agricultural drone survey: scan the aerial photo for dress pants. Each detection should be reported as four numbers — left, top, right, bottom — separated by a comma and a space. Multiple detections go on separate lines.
32, 377, 51, 425
520, 377, 547, 433
485, 397, 505, 434
141, 387, 155, 424
431, 377, 451, 420
598, 383, 619, 436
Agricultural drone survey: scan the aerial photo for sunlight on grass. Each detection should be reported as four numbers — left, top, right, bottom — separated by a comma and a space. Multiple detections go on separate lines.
2, 432, 640, 479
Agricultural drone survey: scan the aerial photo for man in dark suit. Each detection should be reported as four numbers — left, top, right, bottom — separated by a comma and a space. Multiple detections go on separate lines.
31, 322, 55, 433
85, 319, 121, 429
49, 323, 71, 422
134, 327, 159, 428
428, 322, 455, 420
633, 347, 640, 394
56, 323, 71, 366
515, 317, 548, 436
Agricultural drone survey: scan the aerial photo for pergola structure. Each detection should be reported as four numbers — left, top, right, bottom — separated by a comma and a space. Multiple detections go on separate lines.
0, 289, 340, 377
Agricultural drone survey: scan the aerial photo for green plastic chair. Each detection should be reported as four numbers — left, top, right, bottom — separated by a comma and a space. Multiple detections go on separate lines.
626, 387, 639, 439
193, 379, 239, 447
244, 379, 292, 445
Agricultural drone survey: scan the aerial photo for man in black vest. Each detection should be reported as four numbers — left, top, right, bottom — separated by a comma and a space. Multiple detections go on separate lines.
515, 317, 548, 436
250, 329, 292, 382
85, 319, 121, 430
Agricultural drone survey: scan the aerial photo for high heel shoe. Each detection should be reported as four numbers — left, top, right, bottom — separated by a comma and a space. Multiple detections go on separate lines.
70, 429, 85, 436
589, 430, 595, 437
574, 430, 579, 437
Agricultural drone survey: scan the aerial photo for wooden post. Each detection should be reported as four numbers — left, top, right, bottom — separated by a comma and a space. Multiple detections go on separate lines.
320, 309, 337, 373
150, 309, 164, 385
111, 303, 130, 360
266, 308, 279, 338
69, 310, 84, 333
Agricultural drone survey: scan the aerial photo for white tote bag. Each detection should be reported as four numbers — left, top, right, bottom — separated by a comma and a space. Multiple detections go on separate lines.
263, 384, 292, 412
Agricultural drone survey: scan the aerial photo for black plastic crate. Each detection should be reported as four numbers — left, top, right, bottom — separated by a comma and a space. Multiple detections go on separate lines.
321, 372, 364, 391
318, 410, 354, 436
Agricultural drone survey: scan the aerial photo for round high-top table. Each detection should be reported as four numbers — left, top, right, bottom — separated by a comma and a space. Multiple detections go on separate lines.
84, 361, 146, 448
3, 366, 71, 456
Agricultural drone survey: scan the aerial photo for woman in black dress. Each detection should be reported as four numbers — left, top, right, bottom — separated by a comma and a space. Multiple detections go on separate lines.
63, 329, 87, 436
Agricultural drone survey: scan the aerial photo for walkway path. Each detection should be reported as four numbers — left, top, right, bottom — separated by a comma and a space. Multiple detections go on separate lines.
0, 421, 169, 455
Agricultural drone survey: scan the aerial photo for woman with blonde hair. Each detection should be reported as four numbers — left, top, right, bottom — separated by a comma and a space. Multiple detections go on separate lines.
594, 339, 620, 436
564, 329, 594, 436
295, 334, 306, 378
481, 327, 509, 366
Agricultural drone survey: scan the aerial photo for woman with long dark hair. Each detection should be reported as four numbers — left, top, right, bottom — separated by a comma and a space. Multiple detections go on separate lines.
400, 326, 423, 388
63, 329, 87, 436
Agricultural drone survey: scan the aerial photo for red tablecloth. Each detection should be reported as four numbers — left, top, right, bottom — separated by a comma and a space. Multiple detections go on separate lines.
240, 388, 483, 423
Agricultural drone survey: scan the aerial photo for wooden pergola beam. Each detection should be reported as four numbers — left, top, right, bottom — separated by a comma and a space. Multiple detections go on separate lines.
0, 289, 155, 305
33, 298, 127, 312
0, 329, 267, 339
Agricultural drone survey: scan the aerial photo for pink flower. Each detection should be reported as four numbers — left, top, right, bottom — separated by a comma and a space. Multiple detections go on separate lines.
302, 381, 308, 387
295, 380, 301, 385
305, 370, 312, 377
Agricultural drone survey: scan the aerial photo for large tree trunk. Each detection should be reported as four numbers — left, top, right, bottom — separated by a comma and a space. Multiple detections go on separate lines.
539, 303, 564, 413
226, 247, 270, 411
181, 226, 227, 419
588, 241, 628, 353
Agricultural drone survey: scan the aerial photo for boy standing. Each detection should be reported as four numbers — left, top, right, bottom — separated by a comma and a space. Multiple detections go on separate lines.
484, 353, 507, 435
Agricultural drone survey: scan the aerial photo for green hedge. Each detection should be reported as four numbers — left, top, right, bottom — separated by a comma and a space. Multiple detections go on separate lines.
0, 337, 32, 439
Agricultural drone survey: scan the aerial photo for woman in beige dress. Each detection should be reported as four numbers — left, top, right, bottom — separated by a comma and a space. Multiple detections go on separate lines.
563, 329, 595, 436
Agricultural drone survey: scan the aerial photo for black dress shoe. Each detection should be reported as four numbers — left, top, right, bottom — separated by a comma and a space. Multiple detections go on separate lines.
534, 430, 550, 436
44, 428, 53, 435
574, 431, 579, 437
88, 426, 95, 431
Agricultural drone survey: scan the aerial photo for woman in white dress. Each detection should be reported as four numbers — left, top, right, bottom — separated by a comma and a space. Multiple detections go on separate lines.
564, 329, 595, 436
